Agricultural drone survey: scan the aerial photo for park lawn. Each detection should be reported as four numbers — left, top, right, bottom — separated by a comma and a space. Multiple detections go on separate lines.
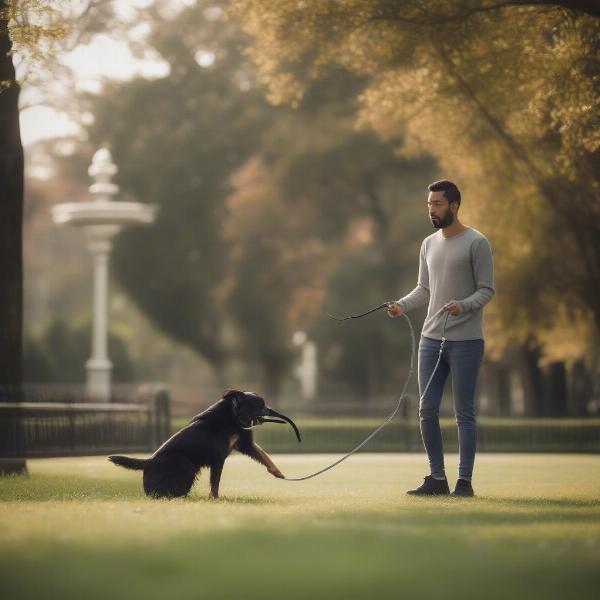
1, 453, 599, 600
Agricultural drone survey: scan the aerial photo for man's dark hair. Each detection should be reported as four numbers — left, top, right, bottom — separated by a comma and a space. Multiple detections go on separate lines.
428, 180, 461, 207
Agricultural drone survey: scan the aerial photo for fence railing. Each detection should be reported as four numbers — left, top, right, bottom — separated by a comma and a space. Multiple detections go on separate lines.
0, 389, 171, 459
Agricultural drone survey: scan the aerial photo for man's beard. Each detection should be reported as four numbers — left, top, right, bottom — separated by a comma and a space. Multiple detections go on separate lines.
431, 211, 454, 229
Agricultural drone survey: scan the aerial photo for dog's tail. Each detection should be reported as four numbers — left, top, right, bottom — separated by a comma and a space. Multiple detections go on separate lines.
108, 455, 150, 470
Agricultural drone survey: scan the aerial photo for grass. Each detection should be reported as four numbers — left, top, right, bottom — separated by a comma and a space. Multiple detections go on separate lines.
1, 453, 599, 600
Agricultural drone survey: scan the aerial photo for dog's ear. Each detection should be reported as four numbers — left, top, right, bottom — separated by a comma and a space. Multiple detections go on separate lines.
223, 389, 243, 409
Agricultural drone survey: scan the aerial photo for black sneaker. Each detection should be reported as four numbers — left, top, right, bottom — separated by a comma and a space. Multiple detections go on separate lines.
406, 475, 450, 496
451, 479, 474, 497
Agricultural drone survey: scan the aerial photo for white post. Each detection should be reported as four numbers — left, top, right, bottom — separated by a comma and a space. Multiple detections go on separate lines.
84, 226, 119, 401
292, 331, 318, 402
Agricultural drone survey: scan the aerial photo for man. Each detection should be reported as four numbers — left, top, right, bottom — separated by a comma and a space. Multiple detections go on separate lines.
387, 180, 495, 497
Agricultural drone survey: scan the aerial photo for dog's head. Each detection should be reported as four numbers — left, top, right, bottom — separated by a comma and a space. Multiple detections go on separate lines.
224, 390, 301, 442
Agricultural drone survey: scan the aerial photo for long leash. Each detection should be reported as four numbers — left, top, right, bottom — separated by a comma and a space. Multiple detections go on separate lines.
283, 305, 451, 481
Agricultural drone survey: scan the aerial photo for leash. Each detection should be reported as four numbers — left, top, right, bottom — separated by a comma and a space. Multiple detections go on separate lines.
283, 304, 451, 481
326, 303, 389, 321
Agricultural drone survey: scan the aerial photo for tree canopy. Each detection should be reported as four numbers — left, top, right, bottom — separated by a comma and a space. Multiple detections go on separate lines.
74, 0, 436, 395
230, 0, 600, 364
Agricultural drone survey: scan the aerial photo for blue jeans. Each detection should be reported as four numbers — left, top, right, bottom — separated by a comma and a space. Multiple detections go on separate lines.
418, 335, 485, 481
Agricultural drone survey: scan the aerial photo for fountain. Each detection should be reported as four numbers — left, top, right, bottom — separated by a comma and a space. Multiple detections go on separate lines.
52, 148, 158, 401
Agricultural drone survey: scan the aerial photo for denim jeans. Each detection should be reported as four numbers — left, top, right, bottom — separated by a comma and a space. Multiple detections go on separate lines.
418, 335, 485, 481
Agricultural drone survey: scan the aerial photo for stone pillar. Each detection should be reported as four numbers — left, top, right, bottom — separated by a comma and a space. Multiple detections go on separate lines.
84, 225, 120, 401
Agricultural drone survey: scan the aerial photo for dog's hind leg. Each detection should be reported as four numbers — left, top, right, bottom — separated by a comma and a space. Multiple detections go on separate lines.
209, 459, 225, 499
144, 454, 198, 499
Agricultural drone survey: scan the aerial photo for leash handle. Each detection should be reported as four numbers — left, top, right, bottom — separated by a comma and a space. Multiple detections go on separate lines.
328, 300, 452, 322
326, 302, 390, 321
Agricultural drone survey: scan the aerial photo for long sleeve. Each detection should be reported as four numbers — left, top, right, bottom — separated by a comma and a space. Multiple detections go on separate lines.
397, 241, 430, 312
459, 238, 495, 313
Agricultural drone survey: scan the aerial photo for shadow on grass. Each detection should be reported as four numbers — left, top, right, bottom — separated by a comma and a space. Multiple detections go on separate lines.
196, 494, 282, 505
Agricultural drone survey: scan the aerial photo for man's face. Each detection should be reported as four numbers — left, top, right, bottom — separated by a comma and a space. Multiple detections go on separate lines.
427, 191, 455, 229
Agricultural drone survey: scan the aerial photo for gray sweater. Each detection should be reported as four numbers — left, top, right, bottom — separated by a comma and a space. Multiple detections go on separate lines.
397, 227, 495, 341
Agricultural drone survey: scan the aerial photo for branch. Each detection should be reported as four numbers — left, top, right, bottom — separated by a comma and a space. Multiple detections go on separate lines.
433, 39, 541, 176
63, 0, 114, 51
367, 0, 600, 27
433, 39, 600, 311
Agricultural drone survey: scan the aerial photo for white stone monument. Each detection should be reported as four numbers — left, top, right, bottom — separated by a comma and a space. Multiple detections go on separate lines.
292, 330, 317, 402
52, 148, 158, 401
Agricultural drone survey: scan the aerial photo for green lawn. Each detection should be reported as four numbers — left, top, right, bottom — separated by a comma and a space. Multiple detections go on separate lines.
1, 453, 599, 600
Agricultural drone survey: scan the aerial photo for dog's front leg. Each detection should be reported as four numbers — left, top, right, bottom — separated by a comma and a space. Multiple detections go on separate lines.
209, 459, 225, 499
236, 435, 285, 478
252, 442, 285, 479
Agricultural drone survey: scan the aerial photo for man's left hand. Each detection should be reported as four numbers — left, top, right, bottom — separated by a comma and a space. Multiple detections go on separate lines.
443, 300, 463, 315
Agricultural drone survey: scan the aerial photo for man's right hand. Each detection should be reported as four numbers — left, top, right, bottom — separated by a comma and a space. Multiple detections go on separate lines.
386, 302, 404, 318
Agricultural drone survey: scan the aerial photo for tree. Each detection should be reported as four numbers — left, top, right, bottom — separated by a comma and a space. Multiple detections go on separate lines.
61, 1, 437, 398
79, 1, 276, 385
1, 0, 117, 396
1, 1, 110, 472
24, 317, 134, 383
0, 0, 24, 399
231, 0, 600, 411
235, 79, 438, 399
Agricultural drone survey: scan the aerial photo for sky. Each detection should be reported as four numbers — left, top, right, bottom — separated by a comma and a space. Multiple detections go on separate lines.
19, 0, 179, 146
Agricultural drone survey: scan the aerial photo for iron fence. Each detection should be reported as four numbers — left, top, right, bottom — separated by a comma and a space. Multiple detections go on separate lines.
0, 389, 171, 459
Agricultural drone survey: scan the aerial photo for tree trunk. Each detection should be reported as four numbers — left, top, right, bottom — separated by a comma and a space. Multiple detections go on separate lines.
482, 361, 512, 416
0, 459, 28, 476
263, 365, 283, 400
569, 359, 593, 416
544, 361, 568, 417
0, 2, 24, 397
209, 357, 227, 392
509, 343, 545, 416
0, 5, 25, 474
496, 364, 512, 416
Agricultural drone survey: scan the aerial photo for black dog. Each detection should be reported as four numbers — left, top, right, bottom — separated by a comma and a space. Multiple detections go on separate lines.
108, 390, 301, 499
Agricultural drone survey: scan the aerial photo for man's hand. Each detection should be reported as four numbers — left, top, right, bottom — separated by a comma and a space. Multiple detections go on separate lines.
443, 300, 463, 315
387, 302, 404, 318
